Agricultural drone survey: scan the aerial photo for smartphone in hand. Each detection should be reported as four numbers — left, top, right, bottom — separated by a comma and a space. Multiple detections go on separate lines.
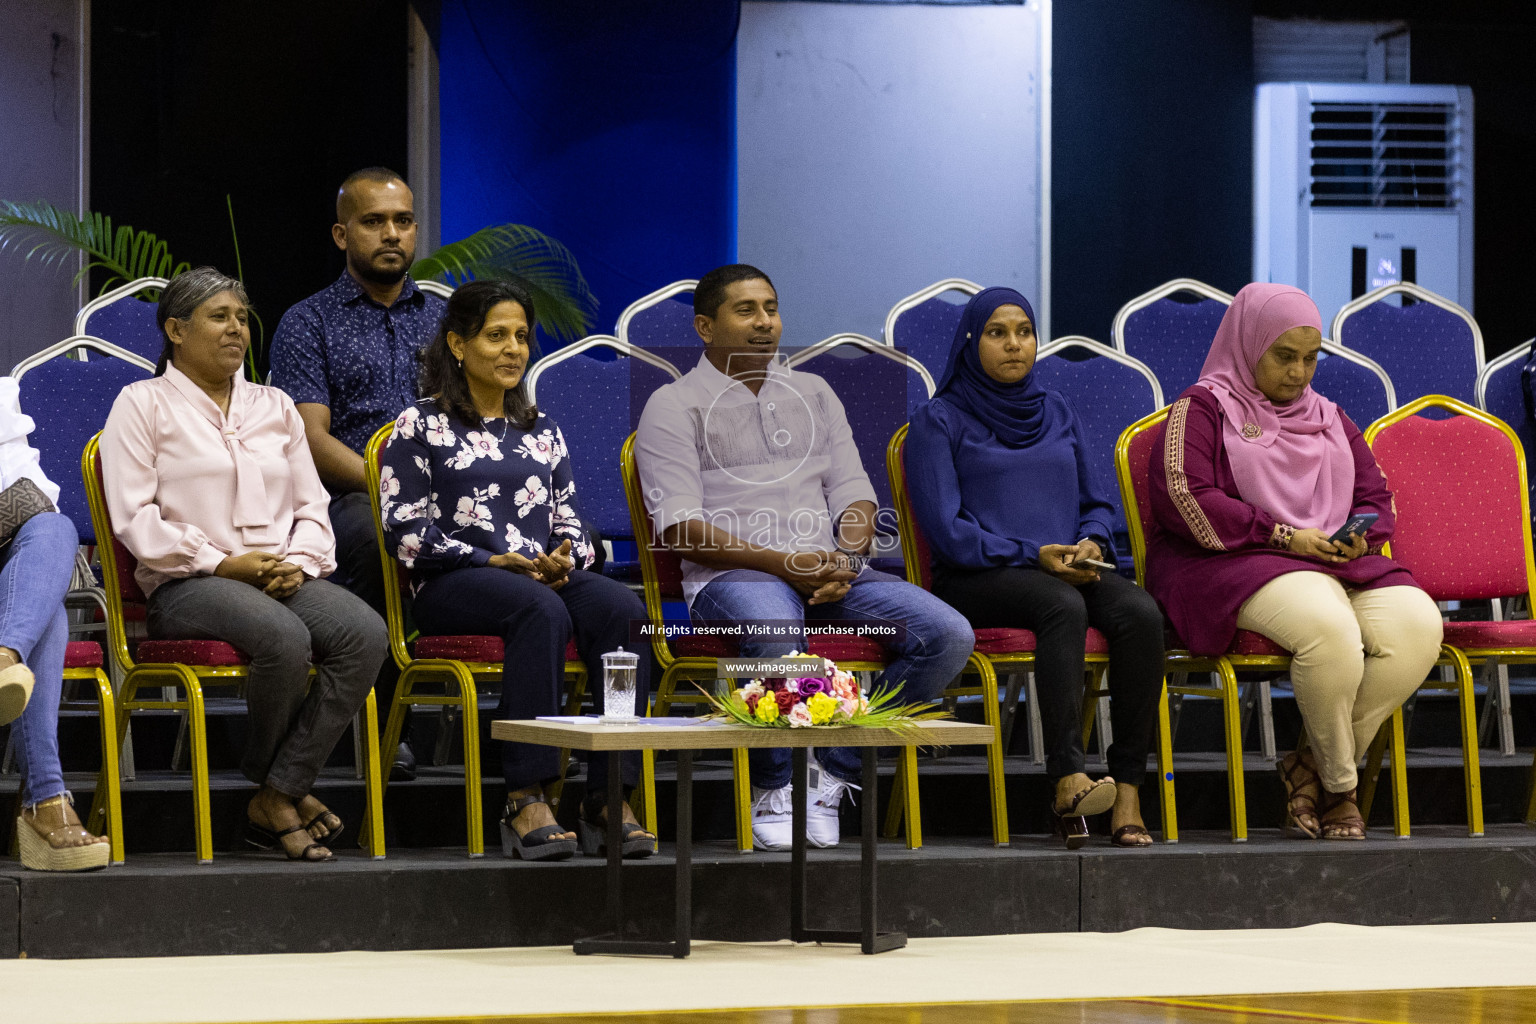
1068, 556, 1115, 571
1327, 513, 1379, 546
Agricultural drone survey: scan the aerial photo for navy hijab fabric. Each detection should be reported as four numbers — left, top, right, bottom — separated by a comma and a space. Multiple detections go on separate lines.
935, 287, 1071, 448
909, 286, 1119, 570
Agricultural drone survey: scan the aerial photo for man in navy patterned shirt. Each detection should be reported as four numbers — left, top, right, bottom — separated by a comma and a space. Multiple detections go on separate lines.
271, 167, 447, 779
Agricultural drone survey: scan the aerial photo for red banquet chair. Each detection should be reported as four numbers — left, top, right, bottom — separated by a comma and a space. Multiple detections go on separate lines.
1115, 407, 1412, 841
887, 424, 1171, 844
83, 433, 386, 863
1362, 395, 1535, 837
618, 432, 957, 852
361, 424, 588, 857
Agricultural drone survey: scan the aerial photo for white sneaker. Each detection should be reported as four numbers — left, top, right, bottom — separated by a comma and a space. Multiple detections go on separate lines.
807, 762, 859, 848
751, 784, 794, 851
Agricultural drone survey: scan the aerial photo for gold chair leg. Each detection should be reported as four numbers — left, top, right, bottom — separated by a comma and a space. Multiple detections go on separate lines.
359, 690, 386, 859
1361, 708, 1412, 838
360, 674, 413, 852
632, 665, 676, 831
376, 674, 412, 794
1390, 705, 1410, 838
90, 668, 125, 864
1078, 668, 1101, 751
456, 666, 485, 857
899, 745, 922, 849
732, 747, 752, 853
1359, 718, 1388, 823
882, 767, 906, 840
974, 656, 1009, 847
638, 749, 658, 842
1215, 660, 1248, 842
1155, 677, 1178, 844
1443, 645, 1484, 837
182, 670, 214, 864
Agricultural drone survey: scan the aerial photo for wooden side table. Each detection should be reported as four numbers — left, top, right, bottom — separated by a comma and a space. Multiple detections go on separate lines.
490, 718, 992, 957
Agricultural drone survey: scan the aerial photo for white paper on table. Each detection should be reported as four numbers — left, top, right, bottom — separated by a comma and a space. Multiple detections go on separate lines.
534, 715, 724, 727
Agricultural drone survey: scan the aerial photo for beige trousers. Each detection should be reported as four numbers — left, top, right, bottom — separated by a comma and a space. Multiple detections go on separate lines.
1235, 572, 1443, 792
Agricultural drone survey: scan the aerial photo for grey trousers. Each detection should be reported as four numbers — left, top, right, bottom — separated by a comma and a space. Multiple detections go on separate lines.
147, 575, 389, 798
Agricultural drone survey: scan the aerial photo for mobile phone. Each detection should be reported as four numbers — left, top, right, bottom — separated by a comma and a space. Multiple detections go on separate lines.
1327, 513, 1378, 546
1069, 557, 1115, 571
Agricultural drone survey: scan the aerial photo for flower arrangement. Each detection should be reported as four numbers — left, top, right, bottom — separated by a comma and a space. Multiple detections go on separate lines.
700, 655, 949, 736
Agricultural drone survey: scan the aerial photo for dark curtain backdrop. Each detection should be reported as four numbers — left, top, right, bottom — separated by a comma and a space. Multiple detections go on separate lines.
437, 0, 739, 341
1051, 0, 1254, 343
91, 1, 411, 374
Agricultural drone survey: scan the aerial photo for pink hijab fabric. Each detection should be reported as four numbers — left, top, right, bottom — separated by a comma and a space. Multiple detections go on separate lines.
1195, 283, 1354, 532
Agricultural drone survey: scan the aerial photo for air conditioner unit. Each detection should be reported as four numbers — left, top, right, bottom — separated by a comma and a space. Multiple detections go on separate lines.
1254, 82, 1473, 322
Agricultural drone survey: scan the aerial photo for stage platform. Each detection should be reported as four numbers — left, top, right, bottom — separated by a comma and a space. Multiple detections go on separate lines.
3, 687, 1536, 961
4, 825, 1536, 960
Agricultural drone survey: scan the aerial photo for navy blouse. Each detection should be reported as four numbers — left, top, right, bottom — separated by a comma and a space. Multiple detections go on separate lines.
905, 395, 1118, 571
378, 398, 595, 590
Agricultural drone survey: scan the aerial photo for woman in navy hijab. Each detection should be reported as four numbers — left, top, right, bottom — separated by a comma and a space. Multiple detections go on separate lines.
906, 288, 1165, 848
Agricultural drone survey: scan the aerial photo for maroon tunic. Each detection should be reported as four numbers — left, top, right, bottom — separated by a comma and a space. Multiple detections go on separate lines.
1146, 386, 1418, 656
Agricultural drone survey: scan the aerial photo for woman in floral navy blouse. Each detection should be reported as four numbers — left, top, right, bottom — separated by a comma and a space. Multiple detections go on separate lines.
379, 280, 653, 861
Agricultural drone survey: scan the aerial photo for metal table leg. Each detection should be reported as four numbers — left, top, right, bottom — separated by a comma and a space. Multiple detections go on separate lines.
575, 748, 691, 957
674, 750, 692, 957
790, 747, 906, 954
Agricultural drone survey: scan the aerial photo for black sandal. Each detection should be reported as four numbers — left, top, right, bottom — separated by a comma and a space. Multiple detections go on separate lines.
578, 793, 655, 859
500, 792, 577, 861
245, 820, 334, 861
304, 811, 344, 846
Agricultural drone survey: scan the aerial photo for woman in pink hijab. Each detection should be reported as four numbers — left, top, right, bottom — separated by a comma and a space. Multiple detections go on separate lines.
1145, 283, 1441, 840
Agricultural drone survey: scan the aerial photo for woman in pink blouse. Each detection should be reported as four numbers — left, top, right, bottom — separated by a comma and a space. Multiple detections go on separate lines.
101, 267, 387, 862
1145, 283, 1442, 840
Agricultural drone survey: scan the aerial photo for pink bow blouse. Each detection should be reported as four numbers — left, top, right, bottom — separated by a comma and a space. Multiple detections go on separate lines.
100, 364, 337, 597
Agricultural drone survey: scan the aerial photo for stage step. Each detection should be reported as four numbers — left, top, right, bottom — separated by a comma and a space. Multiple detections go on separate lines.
4, 825, 1536, 959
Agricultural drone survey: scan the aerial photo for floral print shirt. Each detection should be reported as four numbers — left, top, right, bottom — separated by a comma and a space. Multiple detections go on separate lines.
378, 398, 595, 591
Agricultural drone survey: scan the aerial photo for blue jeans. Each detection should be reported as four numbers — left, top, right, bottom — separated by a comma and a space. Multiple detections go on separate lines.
1, 513, 78, 805
690, 569, 974, 788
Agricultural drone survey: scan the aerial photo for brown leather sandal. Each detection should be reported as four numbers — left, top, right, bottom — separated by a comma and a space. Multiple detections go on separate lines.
1277, 750, 1322, 839
1318, 786, 1367, 840
17, 794, 110, 872
1110, 824, 1154, 847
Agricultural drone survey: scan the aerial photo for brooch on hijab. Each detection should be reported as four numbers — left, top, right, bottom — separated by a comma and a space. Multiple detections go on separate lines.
1241, 422, 1262, 439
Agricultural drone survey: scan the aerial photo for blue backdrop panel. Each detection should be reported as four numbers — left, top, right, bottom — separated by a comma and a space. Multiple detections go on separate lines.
438, 1, 738, 341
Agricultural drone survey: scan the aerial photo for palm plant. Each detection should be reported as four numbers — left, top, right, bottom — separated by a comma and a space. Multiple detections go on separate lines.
0, 199, 599, 349
0, 200, 189, 289
409, 224, 597, 344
